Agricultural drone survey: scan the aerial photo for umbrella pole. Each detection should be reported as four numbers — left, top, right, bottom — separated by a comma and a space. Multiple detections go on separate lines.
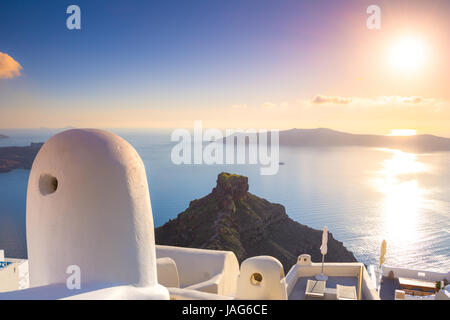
321, 254, 324, 274
315, 254, 328, 281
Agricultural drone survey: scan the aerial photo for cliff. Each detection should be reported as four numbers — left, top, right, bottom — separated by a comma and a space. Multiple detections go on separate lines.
156, 172, 357, 272
0, 143, 44, 173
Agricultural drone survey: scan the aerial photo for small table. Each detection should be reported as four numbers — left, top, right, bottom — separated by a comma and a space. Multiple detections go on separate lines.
305, 280, 326, 299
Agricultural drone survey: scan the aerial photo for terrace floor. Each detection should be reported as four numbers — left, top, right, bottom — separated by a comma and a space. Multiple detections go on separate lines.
288, 276, 363, 300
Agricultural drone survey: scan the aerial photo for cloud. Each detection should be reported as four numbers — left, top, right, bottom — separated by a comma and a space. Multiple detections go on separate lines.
398, 96, 433, 104
310, 94, 437, 107
231, 104, 247, 109
312, 95, 352, 105
0, 52, 22, 79
367, 96, 437, 106
262, 102, 276, 109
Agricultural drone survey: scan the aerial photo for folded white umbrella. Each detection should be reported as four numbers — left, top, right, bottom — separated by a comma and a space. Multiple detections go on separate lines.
320, 226, 328, 256
316, 226, 328, 281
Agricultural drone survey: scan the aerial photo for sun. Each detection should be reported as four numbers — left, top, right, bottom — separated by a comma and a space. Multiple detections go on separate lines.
389, 37, 426, 72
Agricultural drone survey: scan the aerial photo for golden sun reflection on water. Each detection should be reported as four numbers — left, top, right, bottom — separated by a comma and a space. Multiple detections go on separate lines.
374, 149, 428, 245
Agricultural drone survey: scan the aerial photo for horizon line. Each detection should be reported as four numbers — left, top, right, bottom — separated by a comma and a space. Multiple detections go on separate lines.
1, 126, 450, 139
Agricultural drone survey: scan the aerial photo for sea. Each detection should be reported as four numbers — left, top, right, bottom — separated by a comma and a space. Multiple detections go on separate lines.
0, 129, 448, 272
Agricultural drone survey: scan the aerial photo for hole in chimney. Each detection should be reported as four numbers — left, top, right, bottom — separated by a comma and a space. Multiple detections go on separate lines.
250, 272, 263, 286
39, 174, 58, 196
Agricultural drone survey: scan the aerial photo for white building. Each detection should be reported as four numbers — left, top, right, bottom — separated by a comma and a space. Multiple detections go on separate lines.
0, 250, 28, 292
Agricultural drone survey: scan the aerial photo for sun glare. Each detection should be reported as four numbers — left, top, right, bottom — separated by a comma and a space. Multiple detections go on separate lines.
389, 129, 417, 136
389, 37, 426, 72
374, 150, 428, 244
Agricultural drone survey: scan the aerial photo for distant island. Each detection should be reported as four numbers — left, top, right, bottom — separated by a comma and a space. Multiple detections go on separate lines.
0, 143, 44, 173
223, 128, 450, 153
156, 172, 357, 272
0, 134, 9, 139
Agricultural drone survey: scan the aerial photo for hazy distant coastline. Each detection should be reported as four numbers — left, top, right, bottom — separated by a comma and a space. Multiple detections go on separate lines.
0, 143, 43, 173
224, 128, 450, 153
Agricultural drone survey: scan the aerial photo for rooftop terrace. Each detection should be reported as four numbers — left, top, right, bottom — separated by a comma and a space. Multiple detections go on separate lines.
289, 276, 363, 300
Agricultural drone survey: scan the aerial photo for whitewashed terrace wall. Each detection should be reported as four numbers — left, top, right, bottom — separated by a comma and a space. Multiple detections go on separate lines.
156, 245, 240, 296
382, 266, 449, 282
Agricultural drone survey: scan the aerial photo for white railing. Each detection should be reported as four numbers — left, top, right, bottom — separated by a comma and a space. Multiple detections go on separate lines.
382, 265, 449, 282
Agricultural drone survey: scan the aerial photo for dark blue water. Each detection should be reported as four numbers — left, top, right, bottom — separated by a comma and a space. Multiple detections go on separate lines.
0, 129, 449, 272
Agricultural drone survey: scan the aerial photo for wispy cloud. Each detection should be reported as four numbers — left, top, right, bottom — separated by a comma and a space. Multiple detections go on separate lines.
0, 52, 22, 79
310, 95, 436, 106
361, 96, 437, 106
312, 95, 352, 105
397, 96, 433, 104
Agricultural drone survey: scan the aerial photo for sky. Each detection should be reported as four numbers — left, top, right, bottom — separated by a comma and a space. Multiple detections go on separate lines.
1, 0, 449, 136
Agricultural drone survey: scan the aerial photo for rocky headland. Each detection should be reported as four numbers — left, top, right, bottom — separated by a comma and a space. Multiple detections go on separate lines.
156, 172, 357, 272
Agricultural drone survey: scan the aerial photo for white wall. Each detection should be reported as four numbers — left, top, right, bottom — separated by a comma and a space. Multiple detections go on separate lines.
156, 245, 239, 296
17, 260, 30, 290
383, 266, 449, 282
157, 257, 180, 288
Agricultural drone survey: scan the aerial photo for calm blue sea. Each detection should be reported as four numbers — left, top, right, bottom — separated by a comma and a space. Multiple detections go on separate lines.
0, 129, 449, 272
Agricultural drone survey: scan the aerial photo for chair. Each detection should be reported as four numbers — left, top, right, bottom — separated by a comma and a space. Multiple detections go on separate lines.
336, 284, 357, 300
305, 279, 326, 299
